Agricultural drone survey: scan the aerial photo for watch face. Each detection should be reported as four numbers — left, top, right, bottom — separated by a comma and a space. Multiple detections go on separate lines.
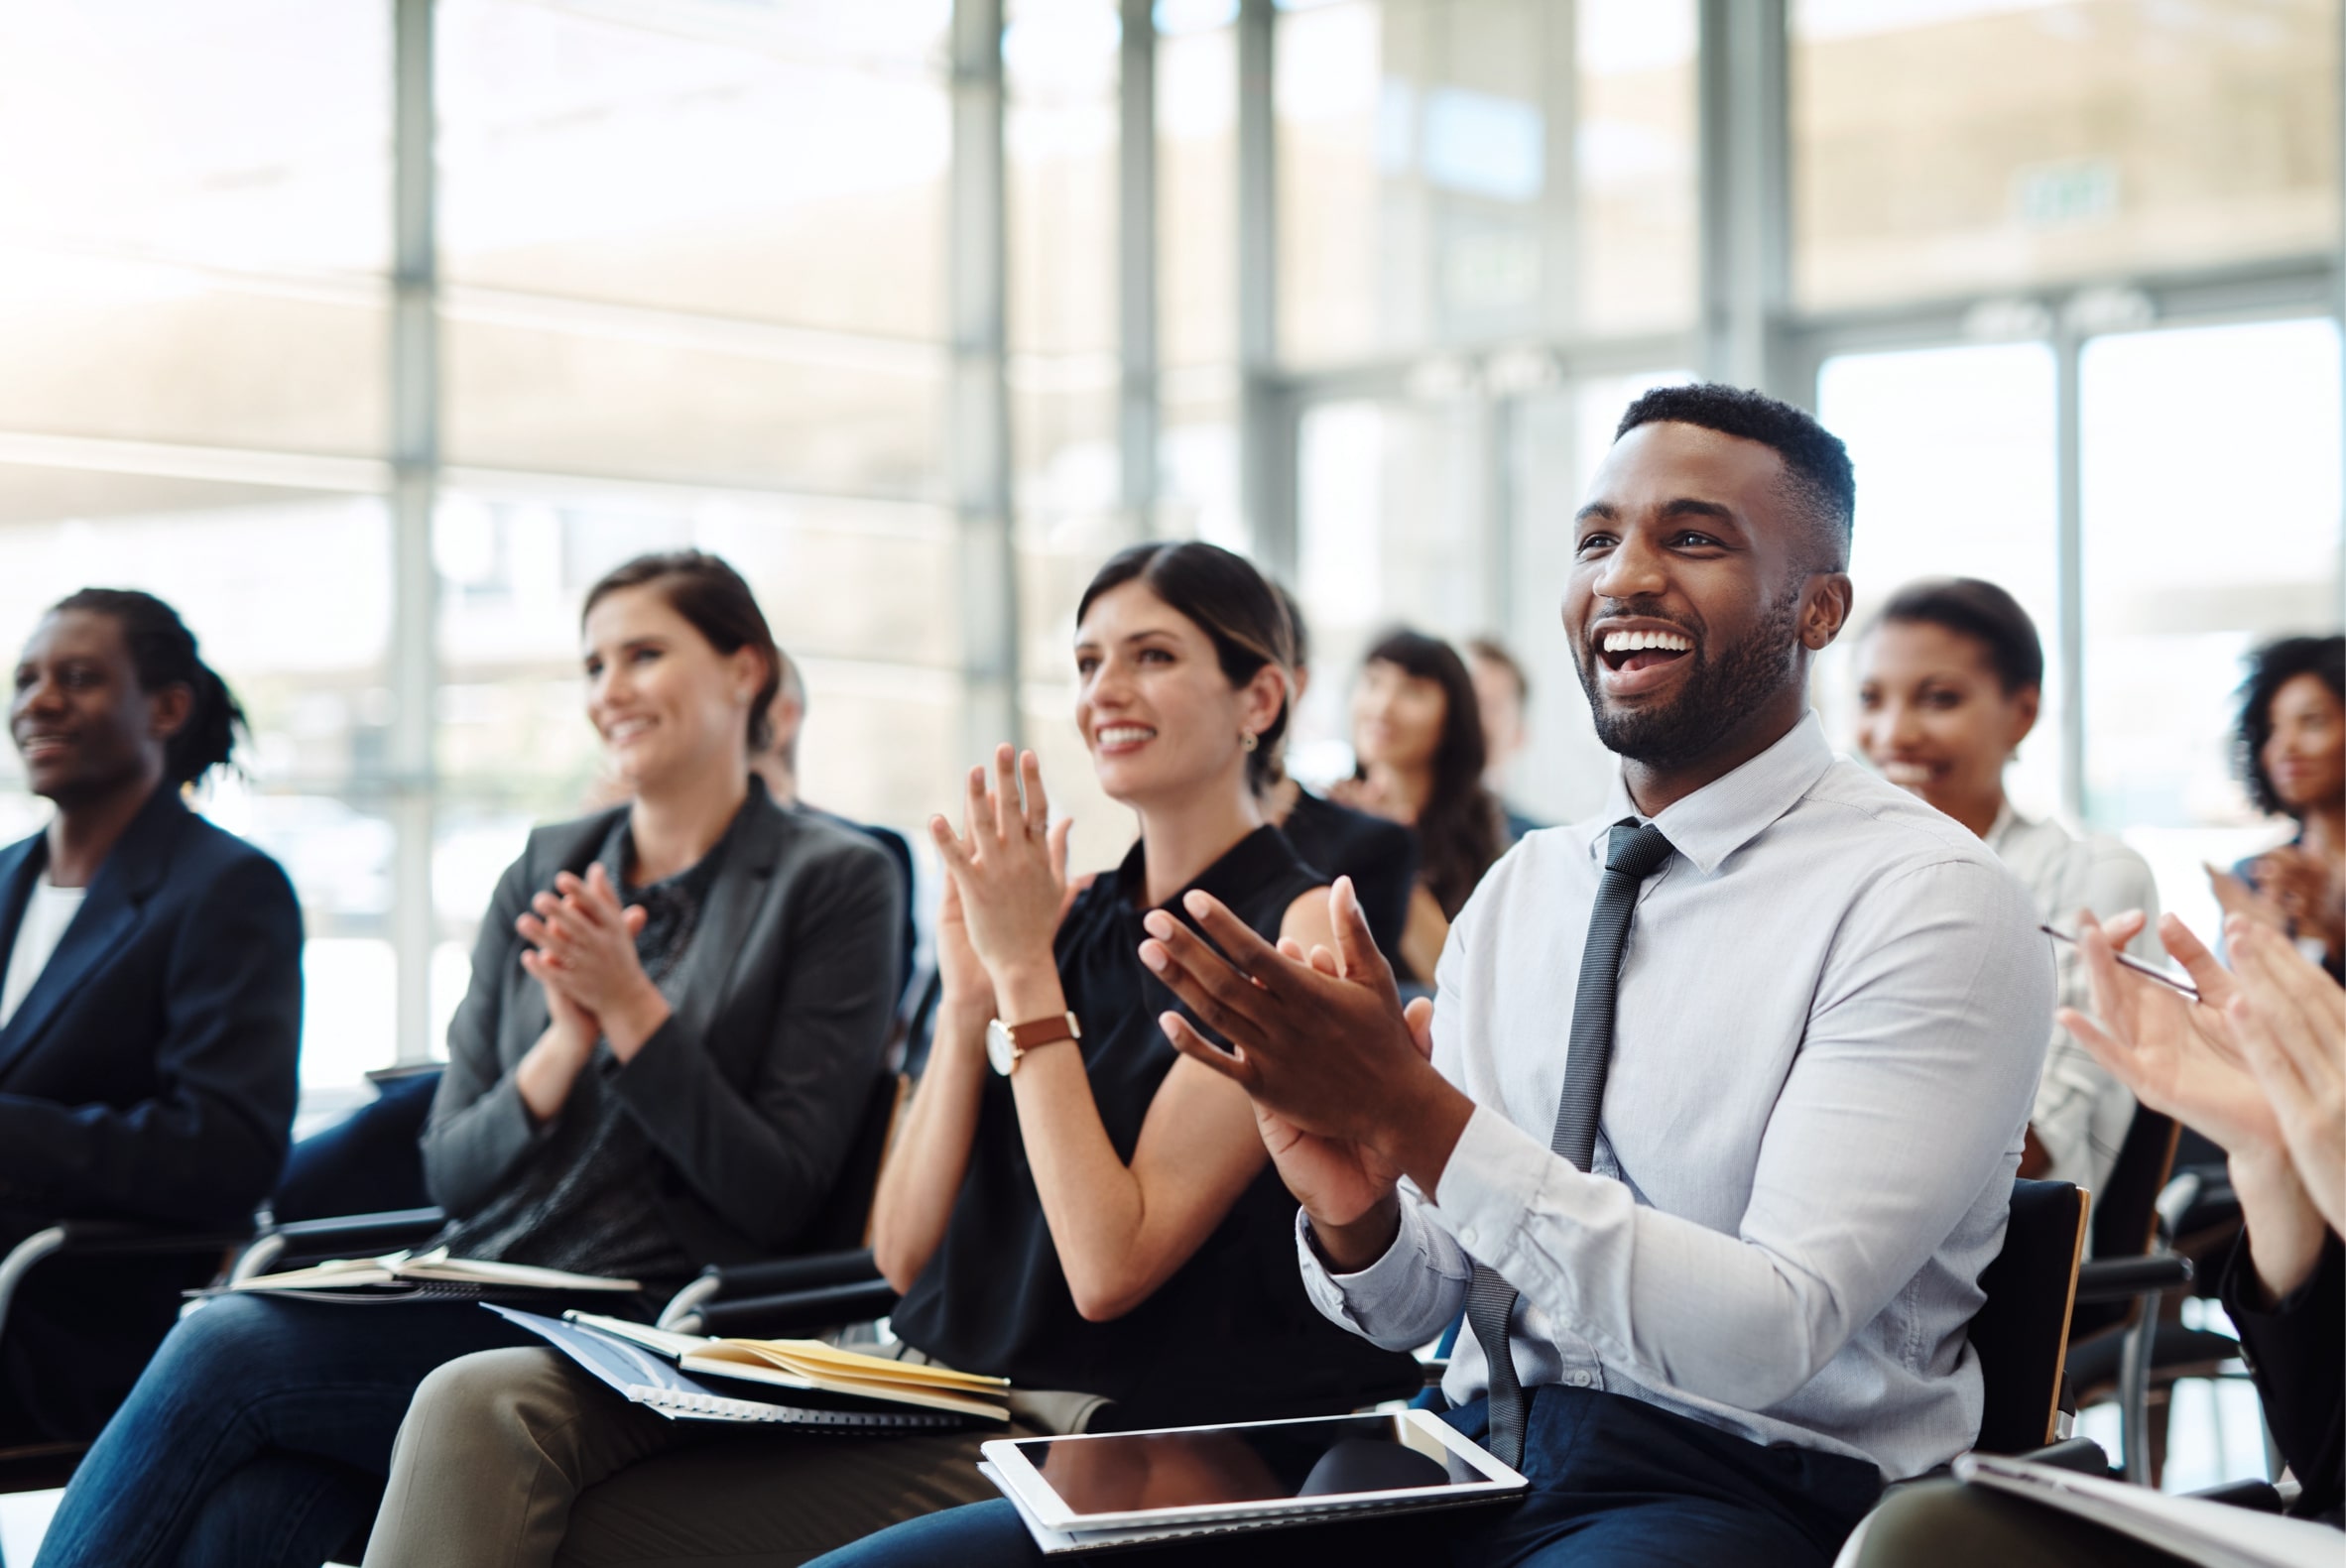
986, 1018, 1016, 1076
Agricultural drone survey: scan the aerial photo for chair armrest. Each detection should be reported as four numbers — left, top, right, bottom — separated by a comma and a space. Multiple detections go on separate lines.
2016, 1436, 2114, 1475
230, 1206, 446, 1284
693, 1250, 884, 1300
2072, 1254, 2192, 1304
0, 1220, 256, 1342
687, 1279, 902, 1340
2184, 1478, 2284, 1513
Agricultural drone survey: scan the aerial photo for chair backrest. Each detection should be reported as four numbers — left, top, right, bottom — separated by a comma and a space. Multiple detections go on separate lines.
2069, 1106, 2180, 1342
2092, 1107, 2180, 1260
1969, 1177, 2087, 1454
796, 1068, 908, 1255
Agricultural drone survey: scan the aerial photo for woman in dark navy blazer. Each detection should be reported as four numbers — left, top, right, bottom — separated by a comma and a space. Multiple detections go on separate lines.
0, 588, 303, 1444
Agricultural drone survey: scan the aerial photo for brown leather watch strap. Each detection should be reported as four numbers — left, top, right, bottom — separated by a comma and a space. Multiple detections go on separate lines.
1003, 1012, 1081, 1050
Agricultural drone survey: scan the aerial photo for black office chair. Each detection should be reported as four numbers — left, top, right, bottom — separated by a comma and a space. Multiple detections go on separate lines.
655, 1066, 908, 1337
0, 1220, 259, 1495
2061, 1109, 2230, 1484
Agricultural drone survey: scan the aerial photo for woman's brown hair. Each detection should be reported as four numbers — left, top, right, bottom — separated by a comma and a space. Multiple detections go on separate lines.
581, 551, 783, 752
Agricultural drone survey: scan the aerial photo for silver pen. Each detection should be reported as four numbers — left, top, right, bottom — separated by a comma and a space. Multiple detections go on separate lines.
2037, 924, 2200, 1001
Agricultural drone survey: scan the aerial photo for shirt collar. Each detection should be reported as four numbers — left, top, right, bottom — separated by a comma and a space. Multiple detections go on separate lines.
1112, 823, 1300, 917
1588, 711, 1837, 877
1984, 798, 2022, 849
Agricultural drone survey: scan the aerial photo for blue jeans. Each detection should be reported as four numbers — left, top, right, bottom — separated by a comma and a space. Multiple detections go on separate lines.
807, 1388, 1885, 1568
33, 1293, 535, 1568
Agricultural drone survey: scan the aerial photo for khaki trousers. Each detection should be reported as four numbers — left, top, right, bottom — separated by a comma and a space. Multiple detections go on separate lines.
362, 1348, 1022, 1568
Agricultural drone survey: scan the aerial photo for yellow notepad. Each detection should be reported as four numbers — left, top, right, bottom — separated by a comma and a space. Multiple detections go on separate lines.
569, 1313, 1010, 1421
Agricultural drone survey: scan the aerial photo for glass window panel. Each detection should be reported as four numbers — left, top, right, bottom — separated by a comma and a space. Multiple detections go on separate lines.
1792, 0, 2342, 311
1575, 0, 1698, 332
1292, 396, 1488, 781
0, 1, 390, 275
2080, 317, 2343, 942
1160, 368, 1242, 545
0, 257, 389, 456
442, 307, 947, 497
1275, 0, 1696, 368
1160, 22, 1238, 368
1008, 0, 1120, 359
1013, 379, 1122, 520
1814, 343, 2063, 818
439, 0, 949, 337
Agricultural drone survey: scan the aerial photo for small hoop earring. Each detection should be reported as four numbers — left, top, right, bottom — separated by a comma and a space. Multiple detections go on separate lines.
1240, 730, 1259, 754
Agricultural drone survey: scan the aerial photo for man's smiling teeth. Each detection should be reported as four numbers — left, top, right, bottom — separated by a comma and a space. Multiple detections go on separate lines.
1096, 725, 1156, 747
1602, 630, 1692, 654
607, 717, 654, 741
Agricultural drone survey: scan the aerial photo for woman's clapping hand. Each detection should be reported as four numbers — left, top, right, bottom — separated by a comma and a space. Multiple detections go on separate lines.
927, 745, 1075, 993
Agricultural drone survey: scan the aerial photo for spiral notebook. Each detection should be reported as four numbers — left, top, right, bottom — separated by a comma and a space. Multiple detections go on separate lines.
485, 1306, 967, 1432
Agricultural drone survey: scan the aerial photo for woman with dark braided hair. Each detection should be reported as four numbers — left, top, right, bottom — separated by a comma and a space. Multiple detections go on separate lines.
0, 588, 304, 1445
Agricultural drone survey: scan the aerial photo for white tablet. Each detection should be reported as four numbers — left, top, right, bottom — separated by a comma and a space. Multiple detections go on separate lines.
980, 1408, 1527, 1534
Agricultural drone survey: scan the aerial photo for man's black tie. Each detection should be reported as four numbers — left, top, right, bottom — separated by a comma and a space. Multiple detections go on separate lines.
1463, 819, 1673, 1469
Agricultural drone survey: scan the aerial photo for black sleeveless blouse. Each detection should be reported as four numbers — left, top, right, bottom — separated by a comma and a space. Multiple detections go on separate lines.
891, 825, 1420, 1429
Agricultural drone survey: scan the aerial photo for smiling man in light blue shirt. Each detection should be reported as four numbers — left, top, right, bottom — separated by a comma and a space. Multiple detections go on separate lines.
1144, 385, 2054, 1566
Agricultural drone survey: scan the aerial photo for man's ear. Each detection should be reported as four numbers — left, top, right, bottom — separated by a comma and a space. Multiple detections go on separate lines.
147, 682, 193, 744
1799, 572, 1854, 652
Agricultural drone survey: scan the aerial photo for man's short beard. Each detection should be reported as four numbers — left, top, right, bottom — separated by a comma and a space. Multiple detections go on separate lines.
1578, 588, 1803, 771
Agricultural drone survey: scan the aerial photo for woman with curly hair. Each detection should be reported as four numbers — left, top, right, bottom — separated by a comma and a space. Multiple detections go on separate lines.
2214, 635, 2343, 982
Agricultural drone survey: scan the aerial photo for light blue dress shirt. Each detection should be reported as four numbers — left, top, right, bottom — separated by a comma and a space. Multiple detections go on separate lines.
1296, 713, 2055, 1481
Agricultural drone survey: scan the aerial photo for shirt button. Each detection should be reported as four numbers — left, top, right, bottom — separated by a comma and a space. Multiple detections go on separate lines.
1568, 1371, 1594, 1388
1458, 1226, 1479, 1249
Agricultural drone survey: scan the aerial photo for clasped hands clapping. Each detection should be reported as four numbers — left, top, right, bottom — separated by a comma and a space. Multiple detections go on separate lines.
2064, 905, 2345, 1300
515, 865, 670, 1062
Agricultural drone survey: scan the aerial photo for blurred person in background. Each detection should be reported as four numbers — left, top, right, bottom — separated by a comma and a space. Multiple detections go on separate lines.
1845, 907, 2342, 1562
1331, 628, 1508, 985
0, 589, 302, 1446
755, 650, 918, 1007
1258, 584, 1419, 969
1853, 577, 2157, 1206
35, 552, 903, 1568
1466, 635, 1546, 842
2212, 635, 2343, 983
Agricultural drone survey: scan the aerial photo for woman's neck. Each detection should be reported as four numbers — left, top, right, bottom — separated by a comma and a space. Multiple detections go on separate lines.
46, 771, 165, 888
1364, 761, 1432, 824
2297, 800, 2344, 861
1940, 785, 2007, 842
1133, 780, 1267, 909
628, 763, 750, 886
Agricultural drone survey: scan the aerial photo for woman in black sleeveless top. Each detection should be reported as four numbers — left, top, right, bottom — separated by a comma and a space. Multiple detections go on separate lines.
876, 542, 1416, 1423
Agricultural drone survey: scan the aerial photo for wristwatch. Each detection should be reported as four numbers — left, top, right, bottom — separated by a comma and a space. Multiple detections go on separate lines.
987, 1012, 1082, 1076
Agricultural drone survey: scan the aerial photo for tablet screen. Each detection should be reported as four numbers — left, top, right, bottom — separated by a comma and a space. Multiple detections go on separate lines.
1012, 1413, 1487, 1519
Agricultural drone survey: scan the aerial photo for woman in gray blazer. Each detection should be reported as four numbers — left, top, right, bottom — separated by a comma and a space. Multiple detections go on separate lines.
36, 551, 904, 1568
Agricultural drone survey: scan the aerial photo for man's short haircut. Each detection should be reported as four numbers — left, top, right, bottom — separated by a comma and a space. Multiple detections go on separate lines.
1873, 577, 2043, 695
1614, 384, 1856, 570
1465, 636, 1530, 703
